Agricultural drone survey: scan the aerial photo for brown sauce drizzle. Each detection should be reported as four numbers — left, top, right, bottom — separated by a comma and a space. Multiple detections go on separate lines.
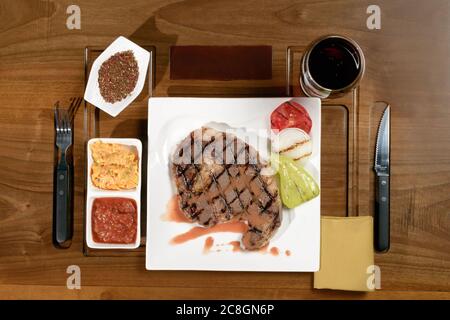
203, 236, 214, 254
164, 197, 291, 257
228, 241, 242, 252
161, 195, 191, 223
170, 221, 248, 245
270, 247, 279, 256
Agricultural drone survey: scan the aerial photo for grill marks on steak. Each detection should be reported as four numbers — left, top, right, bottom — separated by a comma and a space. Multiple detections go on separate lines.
172, 127, 282, 250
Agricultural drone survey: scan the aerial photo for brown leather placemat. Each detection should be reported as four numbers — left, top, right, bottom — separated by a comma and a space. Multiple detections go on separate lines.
170, 45, 272, 80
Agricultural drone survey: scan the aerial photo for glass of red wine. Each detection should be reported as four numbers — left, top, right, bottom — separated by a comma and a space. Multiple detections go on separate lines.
300, 35, 365, 99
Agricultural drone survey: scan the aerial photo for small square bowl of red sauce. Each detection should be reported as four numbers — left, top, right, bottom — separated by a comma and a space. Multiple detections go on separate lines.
87, 197, 140, 249
87, 196, 140, 249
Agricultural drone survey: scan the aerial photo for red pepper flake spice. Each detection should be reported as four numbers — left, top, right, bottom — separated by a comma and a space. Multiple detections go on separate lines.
98, 50, 139, 104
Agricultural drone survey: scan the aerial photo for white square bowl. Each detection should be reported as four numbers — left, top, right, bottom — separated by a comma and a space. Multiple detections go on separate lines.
84, 36, 150, 117
86, 138, 142, 249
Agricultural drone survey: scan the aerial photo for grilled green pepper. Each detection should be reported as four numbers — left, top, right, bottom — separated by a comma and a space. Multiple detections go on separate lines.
271, 153, 320, 209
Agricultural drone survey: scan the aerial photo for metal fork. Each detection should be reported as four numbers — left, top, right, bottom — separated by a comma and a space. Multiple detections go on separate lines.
53, 97, 81, 248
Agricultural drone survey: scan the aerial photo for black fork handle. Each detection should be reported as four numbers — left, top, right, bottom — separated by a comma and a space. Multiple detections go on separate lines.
53, 153, 73, 248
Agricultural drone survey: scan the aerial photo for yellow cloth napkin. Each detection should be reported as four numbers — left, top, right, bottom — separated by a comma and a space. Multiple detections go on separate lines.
314, 216, 375, 292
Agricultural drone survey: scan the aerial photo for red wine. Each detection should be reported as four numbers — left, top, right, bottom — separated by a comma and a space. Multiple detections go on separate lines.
308, 37, 361, 90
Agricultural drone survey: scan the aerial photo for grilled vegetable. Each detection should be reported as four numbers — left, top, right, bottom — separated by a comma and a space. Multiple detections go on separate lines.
272, 128, 312, 164
270, 100, 312, 133
271, 154, 320, 209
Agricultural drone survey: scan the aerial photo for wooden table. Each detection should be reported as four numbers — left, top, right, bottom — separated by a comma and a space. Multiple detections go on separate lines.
0, 0, 449, 299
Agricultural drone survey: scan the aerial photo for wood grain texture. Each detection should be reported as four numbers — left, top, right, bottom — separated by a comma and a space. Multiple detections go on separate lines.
0, 0, 449, 299
0, 284, 448, 300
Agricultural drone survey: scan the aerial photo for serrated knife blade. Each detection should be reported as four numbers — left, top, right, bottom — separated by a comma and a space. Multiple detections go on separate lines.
375, 105, 390, 175
374, 103, 390, 253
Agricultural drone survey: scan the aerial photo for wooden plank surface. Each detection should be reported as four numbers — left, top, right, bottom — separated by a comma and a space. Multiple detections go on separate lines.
0, 0, 449, 299
0, 284, 448, 300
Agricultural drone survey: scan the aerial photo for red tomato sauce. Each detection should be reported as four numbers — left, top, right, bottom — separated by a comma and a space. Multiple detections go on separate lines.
92, 198, 137, 244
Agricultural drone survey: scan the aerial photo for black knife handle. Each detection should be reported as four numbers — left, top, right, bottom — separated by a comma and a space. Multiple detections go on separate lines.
375, 175, 390, 252
53, 154, 73, 248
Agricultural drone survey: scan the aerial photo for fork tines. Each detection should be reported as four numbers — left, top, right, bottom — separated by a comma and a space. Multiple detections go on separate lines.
54, 97, 82, 131
55, 105, 72, 146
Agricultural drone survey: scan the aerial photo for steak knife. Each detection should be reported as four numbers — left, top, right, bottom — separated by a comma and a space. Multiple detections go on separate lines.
374, 104, 390, 252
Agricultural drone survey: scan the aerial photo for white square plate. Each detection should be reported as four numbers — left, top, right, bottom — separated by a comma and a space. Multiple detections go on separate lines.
84, 36, 150, 117
146, 97, 321, 271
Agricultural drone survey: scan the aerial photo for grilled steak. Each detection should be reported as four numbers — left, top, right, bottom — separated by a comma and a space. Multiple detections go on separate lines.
171, 127, 282, 250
